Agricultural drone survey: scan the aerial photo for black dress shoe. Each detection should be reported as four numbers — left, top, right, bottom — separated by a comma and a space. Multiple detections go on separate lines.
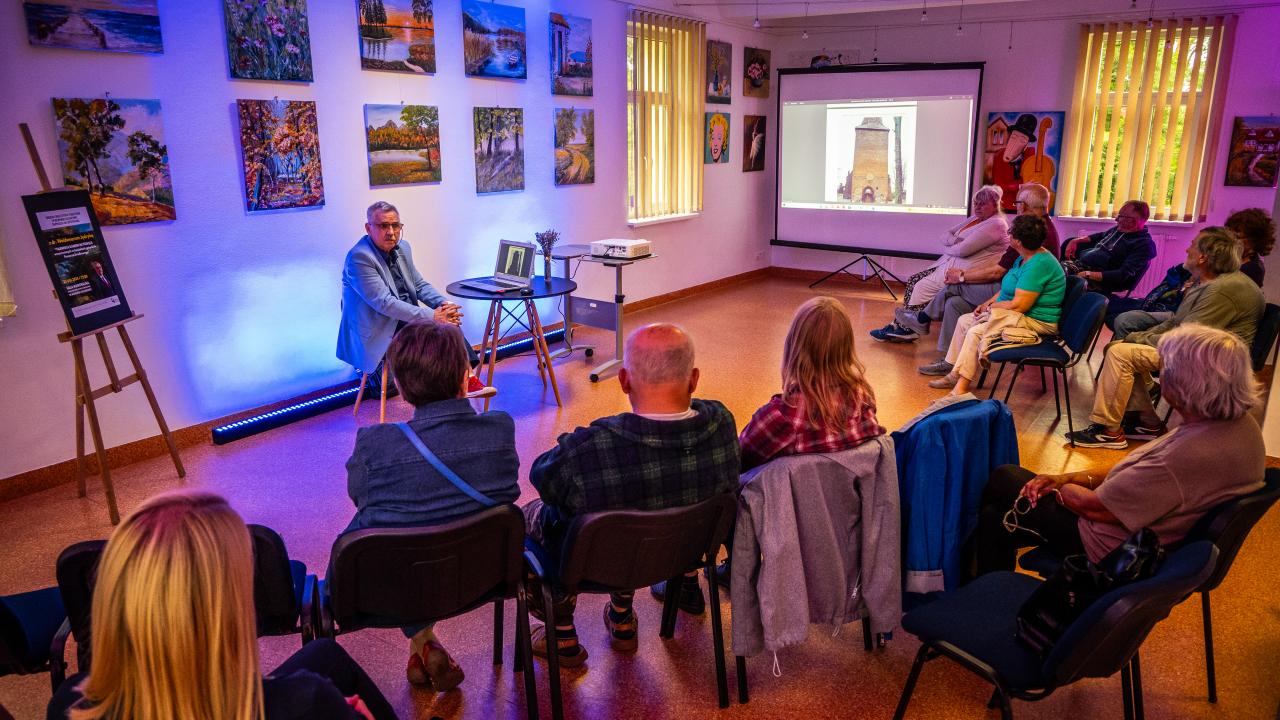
649, 576, 705, 615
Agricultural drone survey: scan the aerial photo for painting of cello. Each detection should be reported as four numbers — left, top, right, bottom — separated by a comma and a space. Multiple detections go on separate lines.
983, 111, 1064, 215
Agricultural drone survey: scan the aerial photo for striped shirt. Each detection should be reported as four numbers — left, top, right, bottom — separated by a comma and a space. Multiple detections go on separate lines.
739, 392, 885, 472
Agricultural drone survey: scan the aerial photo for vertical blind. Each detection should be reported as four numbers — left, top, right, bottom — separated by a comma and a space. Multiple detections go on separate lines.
1058, 16, 1235, 222
627, 10, 705, 222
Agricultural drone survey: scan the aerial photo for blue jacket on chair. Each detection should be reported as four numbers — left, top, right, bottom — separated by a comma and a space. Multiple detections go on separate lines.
892, 397, 1019, 594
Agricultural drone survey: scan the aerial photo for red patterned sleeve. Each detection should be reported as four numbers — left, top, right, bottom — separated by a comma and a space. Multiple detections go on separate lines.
739, 396, 798, 472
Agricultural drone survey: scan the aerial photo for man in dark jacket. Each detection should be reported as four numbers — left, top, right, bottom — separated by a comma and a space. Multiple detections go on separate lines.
522, 323, 740, 667
1062, 199, 1157, 297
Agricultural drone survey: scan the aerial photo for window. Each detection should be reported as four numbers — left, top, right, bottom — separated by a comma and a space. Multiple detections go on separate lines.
627, 11, 705, 223
1058, 17, 1236, 222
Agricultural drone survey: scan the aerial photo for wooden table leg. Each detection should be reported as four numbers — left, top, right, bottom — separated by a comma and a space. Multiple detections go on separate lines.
72, 339, 120, 525
483, 300, 501, 412
74, 366, 87, 498
117, 326, 185, 479
528, 302, 562, 407
524, 301, 548, 388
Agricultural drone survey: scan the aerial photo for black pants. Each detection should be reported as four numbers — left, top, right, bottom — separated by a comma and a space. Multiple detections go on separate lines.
974, 465, 1087, 576
269, 639, 397, 720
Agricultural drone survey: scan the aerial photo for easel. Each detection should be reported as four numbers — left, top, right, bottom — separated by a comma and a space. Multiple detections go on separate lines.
21, 122, 185, 524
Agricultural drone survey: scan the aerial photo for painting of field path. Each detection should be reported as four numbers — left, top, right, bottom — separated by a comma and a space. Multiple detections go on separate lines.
52, 97, 175, 225
358, 0, 435, 74
554, 108, 593, 186
462, 0, 526, 79
474, 107, 524, 193
365, 104, 441, 186
550, 13, 591, 96
237, 99, 325, 211
25, 0, 162, 54
224, 0, 313, 82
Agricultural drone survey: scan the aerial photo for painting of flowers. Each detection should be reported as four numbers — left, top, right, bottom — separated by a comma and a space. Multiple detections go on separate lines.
236, 99, 324, 211
705, 112, 729, 164
554, 108, 593, 185
462, 0, 526, 79
473, 107, 524, 193
365, 104, 441, 186
52, 97, 175, 224
223, 0, 313, 82
550, 13, 591, 96
358, 0, 435, 74
24, 0, 163, 54
743, 46, 770, 98
706, 40, 731, 104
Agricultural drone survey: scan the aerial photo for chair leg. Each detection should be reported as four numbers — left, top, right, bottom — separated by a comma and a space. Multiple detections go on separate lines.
1003, 363, 1025, 403
1052, 368, 1062, 419
1131, 650, 1145, 720
539, 584, 564, 720
379, 363, 388, 424
1121, 661, 1135, 720
1094, 350, 1106, 381
1039, 366, 1047, 393
515, 589, 539, 720
1202, 590, 1217, 703
976, 366, 989, 390
1063, 369, 1076, 446
352, 372, 368, 415
706, 561, 730, 709
659, 576, 680, 639
892, 645, 930, 720
862, 616, 873, 652
736, 655, 749, 704
988, 363, 1007, 400
493, 599, 504, 666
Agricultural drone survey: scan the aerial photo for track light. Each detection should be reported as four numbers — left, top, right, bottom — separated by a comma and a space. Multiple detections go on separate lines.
753, 0, 760, 28
921, 0, 928, 22
802, 29, 809, 39
802, 3, 809, 39
956, 0, 964, 35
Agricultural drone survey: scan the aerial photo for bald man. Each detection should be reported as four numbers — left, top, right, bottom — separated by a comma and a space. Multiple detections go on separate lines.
522, 323, 741, 668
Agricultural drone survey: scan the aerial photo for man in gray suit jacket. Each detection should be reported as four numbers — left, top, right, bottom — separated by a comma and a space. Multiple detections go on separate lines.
337, 201, 491, 396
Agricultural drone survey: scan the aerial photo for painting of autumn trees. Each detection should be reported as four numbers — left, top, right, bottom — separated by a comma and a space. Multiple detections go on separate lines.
52, 97, 175, 225
223, 0, 313, 82
365, 104, 441, 186
473, 107, 523, 193
554, 108, 593, 185
237, 99, 325, 211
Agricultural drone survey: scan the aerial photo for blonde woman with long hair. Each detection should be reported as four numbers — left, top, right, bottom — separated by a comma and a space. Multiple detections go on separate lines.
49, 490, 393, 720
740, 296, 885, 471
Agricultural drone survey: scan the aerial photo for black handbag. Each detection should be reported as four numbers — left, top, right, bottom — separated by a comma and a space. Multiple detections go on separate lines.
1015, 527, 1165, 656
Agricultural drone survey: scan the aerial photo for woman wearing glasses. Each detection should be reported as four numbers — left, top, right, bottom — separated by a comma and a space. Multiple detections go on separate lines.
971, 323, 1264, 575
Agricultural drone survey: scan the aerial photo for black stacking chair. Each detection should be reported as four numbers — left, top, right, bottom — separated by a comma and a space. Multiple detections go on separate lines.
249, 524, 315, 641
524, 494, 739, 720
0, 586, 67, 692
313, 505, 536, 719
894, 541, 1218, 720
51, 540, 106, 688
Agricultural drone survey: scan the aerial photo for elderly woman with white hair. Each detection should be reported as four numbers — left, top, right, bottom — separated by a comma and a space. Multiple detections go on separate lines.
971, 323, 1265, 575
871, 184, 1010, 342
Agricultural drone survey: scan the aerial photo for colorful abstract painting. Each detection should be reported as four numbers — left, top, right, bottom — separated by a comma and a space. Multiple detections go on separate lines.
705, 112, 730, 164
358, 0, 435, 74
224, 0, 313, 82
706, 40, 731, 104
742, 115, 766, 172
982, 111, 1065, 213
554, 108, 593, 185
25, 0, 162, 54
365, 104, 441, 186
474, 107, 524, 193
1225, 116, 1280, 187
743, 46, 770, 98
236, 99, 324, 211
52, 97, 175, 225
550, 13, 591, 96
462, 0, 525, 79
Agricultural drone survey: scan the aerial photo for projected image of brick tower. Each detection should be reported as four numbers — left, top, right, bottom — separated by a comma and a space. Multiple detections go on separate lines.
848, 116, 891, 203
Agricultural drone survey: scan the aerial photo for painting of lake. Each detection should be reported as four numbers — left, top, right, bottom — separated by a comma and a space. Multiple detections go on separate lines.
365, 104, 441, 186
550, 14, 591, 96
462, 0, 526, 79
358, 0, 435, 74
25, 0, 162, 54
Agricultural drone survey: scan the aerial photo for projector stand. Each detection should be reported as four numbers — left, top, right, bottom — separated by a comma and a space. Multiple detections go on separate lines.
809, 254, 904, 300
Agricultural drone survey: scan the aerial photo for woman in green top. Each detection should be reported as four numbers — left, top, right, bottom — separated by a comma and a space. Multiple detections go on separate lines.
930, 214, 1067, 394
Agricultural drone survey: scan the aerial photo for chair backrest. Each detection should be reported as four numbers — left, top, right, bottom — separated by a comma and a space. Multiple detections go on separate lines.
558, 494, 737, 594
1059, 275, 1087, 320
1044, 541, 1217, 686
55, 540, 106, 668
327, 504, 525, 633
1250, 303, 1280, 372
248, 524, 303, 636
1060, 292, 1107, 355
1183, 469, 1280, 592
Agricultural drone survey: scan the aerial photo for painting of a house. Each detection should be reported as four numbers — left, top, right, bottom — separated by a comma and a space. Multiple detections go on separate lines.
1226, 116, 1280, 187
550, 13, 591, 96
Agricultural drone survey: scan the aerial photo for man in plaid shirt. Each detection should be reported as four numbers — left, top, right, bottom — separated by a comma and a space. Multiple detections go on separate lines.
523, 323, 740, 666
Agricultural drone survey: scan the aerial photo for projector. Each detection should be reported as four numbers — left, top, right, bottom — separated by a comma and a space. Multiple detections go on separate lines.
590, 238, 652, 259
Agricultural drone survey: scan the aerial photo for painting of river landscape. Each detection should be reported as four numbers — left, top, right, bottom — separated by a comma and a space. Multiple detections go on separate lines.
550, 14, 591, 96
554, 108, 593, 186
52, 97, 175, 224
223, 0, 313, 82
24, 0, 162, 54
358, 0, 435, 74
365, 104, 441, 186
236, 99, 325, 211
462, 0, 526, 79
474, 107, 524, 193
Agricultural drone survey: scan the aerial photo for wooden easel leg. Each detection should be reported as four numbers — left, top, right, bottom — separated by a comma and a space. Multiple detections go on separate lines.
72, 339, 120, 525
528, 302, 562, 407
353, 372, 368, 416
379, 364, 388, 424
483, 300, 501, 412
116, 326, 185, 479
74, 368, 87, 498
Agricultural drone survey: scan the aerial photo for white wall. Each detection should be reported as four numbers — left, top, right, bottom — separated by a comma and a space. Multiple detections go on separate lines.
770, 3, 1280, 291
0, 1, 777, 480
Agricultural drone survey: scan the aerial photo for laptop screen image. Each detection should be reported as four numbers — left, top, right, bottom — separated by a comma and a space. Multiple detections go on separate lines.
495, 240, 535, 282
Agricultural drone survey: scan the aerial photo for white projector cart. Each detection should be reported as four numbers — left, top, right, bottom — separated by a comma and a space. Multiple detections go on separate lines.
550, 243, 656, 382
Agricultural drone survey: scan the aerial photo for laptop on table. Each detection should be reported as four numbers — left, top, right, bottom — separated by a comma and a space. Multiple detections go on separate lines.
460, 239, 536, 293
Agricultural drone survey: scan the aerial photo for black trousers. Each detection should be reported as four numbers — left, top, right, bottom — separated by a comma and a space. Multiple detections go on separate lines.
269, 639, 397, 720
974, 465, 1087, 576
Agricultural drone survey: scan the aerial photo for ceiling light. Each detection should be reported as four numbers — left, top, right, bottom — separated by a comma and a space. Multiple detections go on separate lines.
802, 29, 809, 39
803, 3, 809, 38
921, 0, 928, 23
753, 17, 760, 28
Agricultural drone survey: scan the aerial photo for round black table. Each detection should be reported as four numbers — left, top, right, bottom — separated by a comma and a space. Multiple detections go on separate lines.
446, 276, 577, 409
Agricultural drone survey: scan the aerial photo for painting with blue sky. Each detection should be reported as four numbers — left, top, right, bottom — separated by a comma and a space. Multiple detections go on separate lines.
550, 13, 591, 96
462, 0, 526, 79
358, 0, 435, 74
24, 0, 162, 54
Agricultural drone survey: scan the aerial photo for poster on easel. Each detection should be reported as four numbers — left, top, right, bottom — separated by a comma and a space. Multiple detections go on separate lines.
21, 189, 131, 335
